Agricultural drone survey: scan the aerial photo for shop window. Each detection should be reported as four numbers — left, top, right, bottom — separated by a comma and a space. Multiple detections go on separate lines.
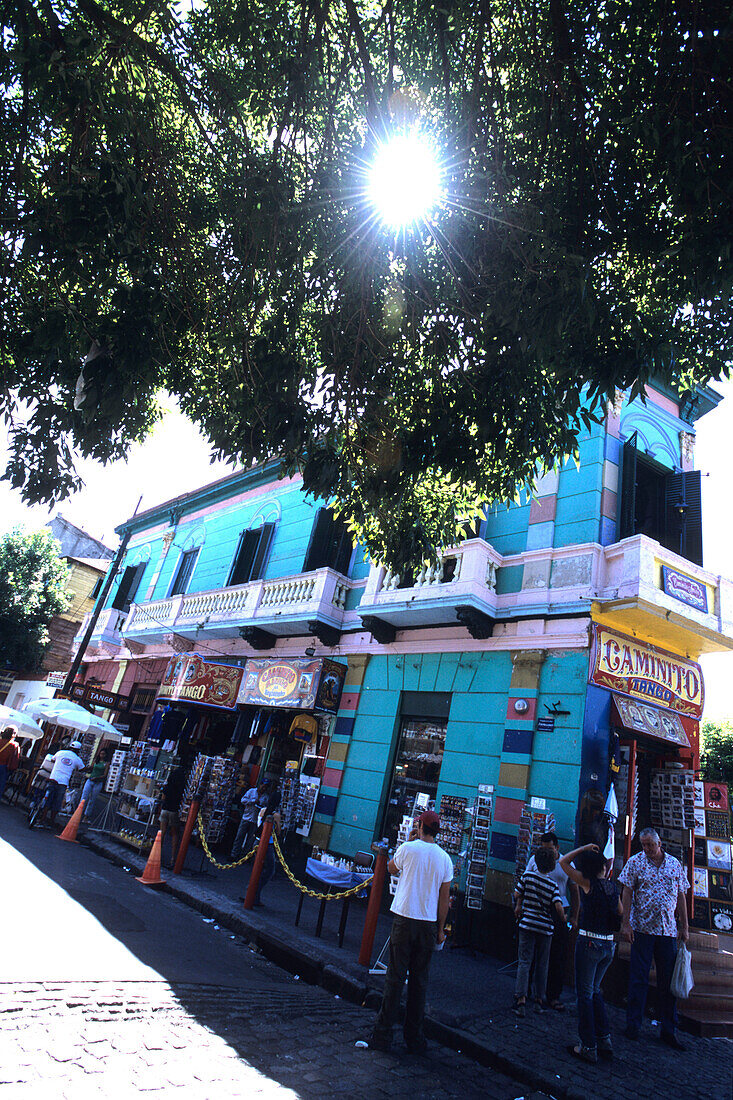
228, 523, 275, 586
130, 685, 157, 713
382, 717, 448, 847
169, 548, 199, 596
619, 434, 703, 566
111, 562, 147, 612
302, 508, 353, 575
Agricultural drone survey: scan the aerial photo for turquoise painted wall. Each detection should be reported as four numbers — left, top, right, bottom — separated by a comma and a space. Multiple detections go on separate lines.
330, 647, 589, 858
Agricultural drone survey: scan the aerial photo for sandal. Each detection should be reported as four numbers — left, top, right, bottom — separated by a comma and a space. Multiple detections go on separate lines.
567, 1043, 597, 1064
513, 999, 526, 1018
549, 1000, 565, 1011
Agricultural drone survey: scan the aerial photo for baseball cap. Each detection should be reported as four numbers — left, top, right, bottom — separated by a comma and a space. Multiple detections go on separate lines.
70, 740, 82, 749
418, 810, 440, 831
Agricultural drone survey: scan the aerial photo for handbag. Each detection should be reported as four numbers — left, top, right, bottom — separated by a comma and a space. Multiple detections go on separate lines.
670, 942, 694, 999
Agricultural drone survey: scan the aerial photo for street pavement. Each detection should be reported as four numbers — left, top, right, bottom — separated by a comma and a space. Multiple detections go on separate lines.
0, 803, 547, 1099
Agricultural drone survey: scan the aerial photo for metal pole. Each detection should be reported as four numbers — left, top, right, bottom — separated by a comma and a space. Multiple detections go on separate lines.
243, 820, 272, 909
173, 798, 200, 874
358, 846, 388, 967
62, 497, 142, 696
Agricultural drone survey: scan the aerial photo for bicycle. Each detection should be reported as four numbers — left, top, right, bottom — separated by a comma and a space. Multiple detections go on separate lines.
28, 780, 55, 829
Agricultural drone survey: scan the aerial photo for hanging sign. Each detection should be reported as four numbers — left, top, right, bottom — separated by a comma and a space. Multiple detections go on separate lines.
70, 682, 130, 711
157, 654, 243, 709
238, 657, 346, 712
661, 566, 708, 613
611, 694, 690, 748
590, 625, 704, 718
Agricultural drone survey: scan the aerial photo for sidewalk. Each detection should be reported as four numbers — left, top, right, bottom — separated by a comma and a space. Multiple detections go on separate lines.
71, 824, 731, 1100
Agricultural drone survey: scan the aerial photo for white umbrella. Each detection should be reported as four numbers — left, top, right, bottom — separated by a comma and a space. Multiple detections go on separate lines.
0, 704, 45, 741
21, 698, 120, 738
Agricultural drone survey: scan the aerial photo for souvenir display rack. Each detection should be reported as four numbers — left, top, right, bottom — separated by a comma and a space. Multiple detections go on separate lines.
515, 802, 556, 881
439, 794, 468, 856
181, 754, 237, 844
464, 788, 493, 909
295, 775, 321, 837
690, 780, 732, 932
650, 767, 695, 865
112, 740, 163, 851
105, 749, 128, 794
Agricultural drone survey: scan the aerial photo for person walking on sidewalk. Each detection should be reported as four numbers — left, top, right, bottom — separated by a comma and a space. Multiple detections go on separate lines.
524, 831, 580, 1009
41, 741, 85, 829
158, 758, 186, 869
0, 726, 21, 801
513, 846, 566, 1017
231, 780, 269, 860
253, 787, 281, 907
619, 827, 690, 1050
370, 810, 453, 1054
560, 843, 622, 1064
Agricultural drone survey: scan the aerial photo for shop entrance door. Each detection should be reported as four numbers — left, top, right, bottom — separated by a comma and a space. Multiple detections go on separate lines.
381, 717, 447, 847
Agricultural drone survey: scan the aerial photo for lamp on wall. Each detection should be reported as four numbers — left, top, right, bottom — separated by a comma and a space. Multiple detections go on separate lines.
304, 646, 316, 657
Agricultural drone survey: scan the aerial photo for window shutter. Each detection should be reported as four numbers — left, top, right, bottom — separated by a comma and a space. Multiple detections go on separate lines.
126, 562, 146, 606
229, 529, 258, 586
303, 509, 333, 572
619, 433, 638, 540
332, 522, 353, 575
112, 565, 137, 611
665, 471, 703, 567
170, 549, 198, 596
250, 522, 275, 581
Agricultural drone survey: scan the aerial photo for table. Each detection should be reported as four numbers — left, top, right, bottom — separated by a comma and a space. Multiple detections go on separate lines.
295, 859, 372, 947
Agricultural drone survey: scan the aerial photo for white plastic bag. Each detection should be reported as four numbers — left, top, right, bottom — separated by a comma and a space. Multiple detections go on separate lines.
670, 942, 694, 999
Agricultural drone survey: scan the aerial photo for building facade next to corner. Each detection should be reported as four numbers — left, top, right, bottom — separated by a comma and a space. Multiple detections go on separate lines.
73, 380, 733, 931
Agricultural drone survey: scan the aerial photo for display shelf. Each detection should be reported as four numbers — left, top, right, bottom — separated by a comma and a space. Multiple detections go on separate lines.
111, 832, 153, 851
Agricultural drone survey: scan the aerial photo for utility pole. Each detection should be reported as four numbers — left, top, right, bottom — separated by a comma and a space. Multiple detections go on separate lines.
62, 497, 142, 696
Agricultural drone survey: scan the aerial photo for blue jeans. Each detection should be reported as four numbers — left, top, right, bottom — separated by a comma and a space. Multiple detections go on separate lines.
0, 764, 9, 801
575, 935, 615, 1048
81, 779, 103, 818
627, 932, 678, 1036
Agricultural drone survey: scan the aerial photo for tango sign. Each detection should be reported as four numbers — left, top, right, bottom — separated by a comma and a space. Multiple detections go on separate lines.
590, 625, 704, 718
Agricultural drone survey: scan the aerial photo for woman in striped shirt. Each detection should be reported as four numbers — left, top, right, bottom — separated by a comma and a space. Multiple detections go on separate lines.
513, 847, 565, 1016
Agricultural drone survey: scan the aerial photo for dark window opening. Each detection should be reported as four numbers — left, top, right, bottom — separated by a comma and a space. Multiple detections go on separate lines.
169, 548, 199, 596
130, 685, 157, 712
111, 562, 146, 612
302, 508, 353, 575
228, 523, 275, 586
619, 435, 703, 566
90, 576, 104, 600
381, 717, 448, 847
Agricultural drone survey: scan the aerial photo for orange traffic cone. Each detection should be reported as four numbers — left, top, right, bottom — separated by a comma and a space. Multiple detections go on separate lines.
57, 799, 86, 843
136, 829, 165, 887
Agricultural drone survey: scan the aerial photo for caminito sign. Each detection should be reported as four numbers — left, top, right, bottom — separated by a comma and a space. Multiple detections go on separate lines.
590, 624, 704, 718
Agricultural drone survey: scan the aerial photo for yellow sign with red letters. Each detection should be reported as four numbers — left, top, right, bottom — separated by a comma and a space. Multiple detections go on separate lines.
590, 625, 704, 718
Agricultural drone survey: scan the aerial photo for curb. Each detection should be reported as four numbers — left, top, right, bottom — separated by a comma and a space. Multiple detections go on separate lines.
81, 832, 586, 1099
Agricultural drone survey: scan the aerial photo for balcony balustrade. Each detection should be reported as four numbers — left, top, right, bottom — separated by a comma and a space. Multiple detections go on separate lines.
72, 607, 128, 655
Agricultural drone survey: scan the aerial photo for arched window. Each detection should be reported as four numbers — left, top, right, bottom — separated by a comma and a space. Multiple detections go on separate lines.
167, 525, 206, 597
227, 502, 279, 586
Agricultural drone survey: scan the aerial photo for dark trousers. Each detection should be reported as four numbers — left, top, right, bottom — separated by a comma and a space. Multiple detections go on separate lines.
255, 845, 275, 903
372, 915, 437, 1047
515, 928, 552, 1001
627, 933, 678, 1037
546, 916, 570, 1003
575, 936, 615, 1049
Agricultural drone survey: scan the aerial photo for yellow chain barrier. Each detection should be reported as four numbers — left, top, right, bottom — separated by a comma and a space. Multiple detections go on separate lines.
272, 831, 374, 901
196, 810, 258, 870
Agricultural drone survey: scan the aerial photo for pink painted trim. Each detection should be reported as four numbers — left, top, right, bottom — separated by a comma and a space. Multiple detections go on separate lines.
601, 488, 617, 520
322, 766, 343, 789
644, 384, 679, 418
182, 477, 303, 525
528, 495, 557, 524
494, 796, 524, 825
338, 691, 361, 712
506, 696, 537, 721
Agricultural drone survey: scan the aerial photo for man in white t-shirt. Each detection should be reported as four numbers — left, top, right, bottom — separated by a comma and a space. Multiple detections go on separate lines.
42, 741, 85, 828
370, 811, 454, 1054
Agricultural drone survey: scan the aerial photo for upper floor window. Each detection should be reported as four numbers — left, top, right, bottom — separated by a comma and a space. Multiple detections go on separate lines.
90, 575, 105, 601
302, 508, 353, 575
619, 433, 703, 566
111, 562, 147, 612
169, 548, 200, 596
228, 523, 275, 586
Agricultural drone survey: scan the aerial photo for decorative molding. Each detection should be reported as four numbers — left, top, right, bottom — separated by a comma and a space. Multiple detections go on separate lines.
124, 639, 147, 655
679, 430, 695, 465
163, 633, 194, 653
607, 388, 625, 418
511, 648, 547, 670
307, 619, 341, 647
455, 605, 494, 639
238, 626, 276, 650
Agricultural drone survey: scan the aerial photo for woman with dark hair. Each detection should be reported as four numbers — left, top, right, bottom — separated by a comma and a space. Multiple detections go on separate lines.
560, 843, 622, 1064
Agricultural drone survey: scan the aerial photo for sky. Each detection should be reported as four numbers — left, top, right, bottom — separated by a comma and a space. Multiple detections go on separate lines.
0, 384, 731, 718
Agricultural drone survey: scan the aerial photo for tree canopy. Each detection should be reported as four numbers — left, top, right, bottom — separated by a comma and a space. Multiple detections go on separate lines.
0, 528, 71, 670
1, 0, 730, 569
701, 719, 733, 786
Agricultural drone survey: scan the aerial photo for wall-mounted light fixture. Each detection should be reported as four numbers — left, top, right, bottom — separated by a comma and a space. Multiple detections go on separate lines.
305, 646, 316, 657
514, 699, 529, 714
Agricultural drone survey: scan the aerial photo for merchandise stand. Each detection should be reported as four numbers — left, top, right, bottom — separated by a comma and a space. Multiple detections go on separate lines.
369, 936, 390, 976
86, 792, 119, 836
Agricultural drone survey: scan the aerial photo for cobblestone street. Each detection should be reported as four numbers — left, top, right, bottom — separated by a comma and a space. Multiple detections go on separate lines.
0, 980, 543, 1099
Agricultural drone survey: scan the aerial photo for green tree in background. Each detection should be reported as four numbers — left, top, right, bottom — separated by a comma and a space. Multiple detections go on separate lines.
700, 720, 733, 787
1, 1, 730, 570
0, 530, 71, 671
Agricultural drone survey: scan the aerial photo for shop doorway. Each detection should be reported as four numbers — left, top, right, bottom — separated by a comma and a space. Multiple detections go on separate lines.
381, 715, 448, 847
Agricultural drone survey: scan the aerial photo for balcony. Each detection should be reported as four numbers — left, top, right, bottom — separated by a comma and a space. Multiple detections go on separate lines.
357, 535, 733, 652
595, 535, 733, 654
123, 567, 353, 648
72, 608, 127, 655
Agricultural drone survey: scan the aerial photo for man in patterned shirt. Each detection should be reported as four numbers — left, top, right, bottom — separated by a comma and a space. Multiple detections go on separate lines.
619, 827, 690, 1050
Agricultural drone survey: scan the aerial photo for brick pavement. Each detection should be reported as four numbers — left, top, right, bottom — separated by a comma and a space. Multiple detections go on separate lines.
0, 981, 548, 1100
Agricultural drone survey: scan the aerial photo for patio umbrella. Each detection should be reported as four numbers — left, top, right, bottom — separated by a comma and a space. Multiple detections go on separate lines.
21, 698, 120, 738
0, 703, 45, 741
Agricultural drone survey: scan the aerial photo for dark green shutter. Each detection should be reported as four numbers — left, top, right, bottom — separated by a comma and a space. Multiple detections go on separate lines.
170, 549, 198, 595
665, 471, 703, 567
250, 523, 275, 580
619, 433, 638, 539
112, 563, 146, 611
